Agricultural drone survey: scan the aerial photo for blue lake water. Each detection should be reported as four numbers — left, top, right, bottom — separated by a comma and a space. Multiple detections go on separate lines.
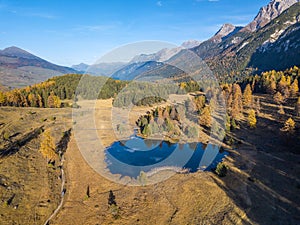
105, 135, 228, 178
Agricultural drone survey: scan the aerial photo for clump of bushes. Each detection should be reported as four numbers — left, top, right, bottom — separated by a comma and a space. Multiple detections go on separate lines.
215, 162, 228, 177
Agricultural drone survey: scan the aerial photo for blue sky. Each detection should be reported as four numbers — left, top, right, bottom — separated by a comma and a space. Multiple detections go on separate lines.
0, 0, 270, 66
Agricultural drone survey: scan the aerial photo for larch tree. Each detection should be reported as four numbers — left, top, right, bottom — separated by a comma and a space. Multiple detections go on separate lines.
27, 93, 37, 107
278, 75, 287, 93
268, 80, 277, 94
243, 84, 252, 107
281, 118, 295, 134
199, 105, 211, 128
37, 94, 43, 107
231, 84, 243, 119
39, 129, 56, 163
273, 92, 284, 104
290, 79, 299, 97
286, 76, 291, 87
47, 91, 61, 108
247, 109, 257, 128
226, 93, 233, 111
194, 95, 206, 112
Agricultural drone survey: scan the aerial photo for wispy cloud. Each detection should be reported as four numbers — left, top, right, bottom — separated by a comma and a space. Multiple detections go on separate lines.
157, 1, 162, 7
25, 12, 57, 19
73, 23, 120, 32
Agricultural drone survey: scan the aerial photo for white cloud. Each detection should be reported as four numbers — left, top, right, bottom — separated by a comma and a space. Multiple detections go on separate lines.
73, 23, 120, 32
27, 12, 57, 19
157, 1, 162, 7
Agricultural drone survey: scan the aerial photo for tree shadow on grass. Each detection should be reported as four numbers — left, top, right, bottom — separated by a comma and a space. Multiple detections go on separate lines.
214, 114, 300, 224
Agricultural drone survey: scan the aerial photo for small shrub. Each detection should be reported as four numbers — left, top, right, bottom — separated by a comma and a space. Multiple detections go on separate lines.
3, 132, 10, 140
187, 126, 199, 139
109, 204, 120, 219
231, 118, 238, 130
50, 116, 56, 121
215, 162, 228, 177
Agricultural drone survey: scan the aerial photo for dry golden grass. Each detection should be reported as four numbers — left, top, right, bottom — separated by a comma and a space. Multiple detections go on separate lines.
1, 93, 299, 224
0, 107, 72, 225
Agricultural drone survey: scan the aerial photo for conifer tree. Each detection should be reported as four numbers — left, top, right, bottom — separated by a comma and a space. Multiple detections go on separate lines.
37, 94, 43, 107
39, 130, 56, 163
47, 91, 61, 108
27, 93, 37, 107
273, 92, 284, 104
231, 84, 243, 119
243, 84, 252, 107
290, 79, 299, 97
281, 118, 295, 133
247, 109, 257, 128
268, 80, 277, 94
278, 75, 287, 93
286, 76, 291, 87
199, 106, 211, 127
142, 124, 152, 136
226, 94, 233, 110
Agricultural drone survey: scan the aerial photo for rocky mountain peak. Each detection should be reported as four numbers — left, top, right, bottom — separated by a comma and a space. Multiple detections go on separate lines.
211, 24, 242, 43
215, 24, 236, 38
181, 40, 202, 49
244, 0, 299, 32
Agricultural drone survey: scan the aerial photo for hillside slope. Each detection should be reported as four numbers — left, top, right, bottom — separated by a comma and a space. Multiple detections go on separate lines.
0, 47, 77, 88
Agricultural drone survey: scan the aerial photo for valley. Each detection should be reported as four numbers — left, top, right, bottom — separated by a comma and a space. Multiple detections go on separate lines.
0, 90, 299, 224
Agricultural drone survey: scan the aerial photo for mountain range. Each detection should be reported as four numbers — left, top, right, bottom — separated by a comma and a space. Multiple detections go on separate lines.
0, 0, 299, 88
71, 40, 201, 77
111, 0, 300, 81
0, 46, 77, 88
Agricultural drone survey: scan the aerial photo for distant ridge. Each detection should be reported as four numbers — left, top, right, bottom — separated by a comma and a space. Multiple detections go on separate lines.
109, 1, 300, 81
0, 46, 78, 88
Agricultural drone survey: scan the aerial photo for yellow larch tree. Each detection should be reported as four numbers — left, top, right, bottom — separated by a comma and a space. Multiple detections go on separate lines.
243, 84, 252, 107
247, 109, 257, 128
290, 79, 299, 97
39, 129, 56, 163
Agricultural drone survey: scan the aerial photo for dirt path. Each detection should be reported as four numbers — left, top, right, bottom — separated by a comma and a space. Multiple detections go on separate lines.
43, 155, 66, 225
